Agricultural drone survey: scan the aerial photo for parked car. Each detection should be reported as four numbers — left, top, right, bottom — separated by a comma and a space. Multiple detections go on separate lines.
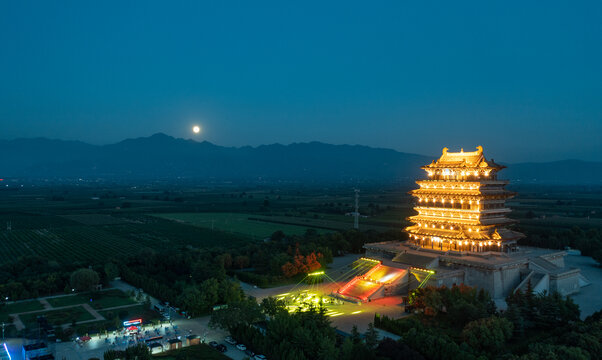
216, 344, 227, 352
254, 355, 267, 360
209, 341, 218, 348
245, 349, 255, 357
225, 336, 236, 345
236, 343, 247, 351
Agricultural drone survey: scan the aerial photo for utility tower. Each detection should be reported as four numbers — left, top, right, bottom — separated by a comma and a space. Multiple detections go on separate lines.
353, 189, 360, 229
6, 221, 11, 231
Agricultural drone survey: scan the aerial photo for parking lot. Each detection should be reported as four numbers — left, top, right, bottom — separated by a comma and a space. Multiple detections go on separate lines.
4, 315, 256, 360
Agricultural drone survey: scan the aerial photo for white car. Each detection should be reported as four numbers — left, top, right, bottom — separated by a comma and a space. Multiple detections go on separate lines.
236, 343, 247, 351
254, 355, 267, 360
225, 336, 236, 345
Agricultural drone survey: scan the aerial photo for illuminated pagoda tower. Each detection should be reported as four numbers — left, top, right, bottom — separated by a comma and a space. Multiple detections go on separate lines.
405, 146, 524, 253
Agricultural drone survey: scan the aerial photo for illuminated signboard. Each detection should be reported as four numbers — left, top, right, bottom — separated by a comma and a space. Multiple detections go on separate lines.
123, 319, 142, 327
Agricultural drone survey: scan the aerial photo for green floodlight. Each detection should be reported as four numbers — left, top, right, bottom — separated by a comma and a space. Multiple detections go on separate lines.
308, 271, 325, 276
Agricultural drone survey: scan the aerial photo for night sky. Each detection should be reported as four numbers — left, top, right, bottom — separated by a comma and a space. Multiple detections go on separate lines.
1, 1, 601, 162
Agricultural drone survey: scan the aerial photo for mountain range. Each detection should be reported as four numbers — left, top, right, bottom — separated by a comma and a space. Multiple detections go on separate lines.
0, 133, 600, 184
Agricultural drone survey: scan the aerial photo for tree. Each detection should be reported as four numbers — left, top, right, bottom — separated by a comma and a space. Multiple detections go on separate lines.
350, 325, 362, 344
364, 323, 379, 350
104, 263, 119, 280
178, 286, 203, 316
523, 343, 590, 360
210, 297, 263, 331
271, 230, 286, 243
462, 316, 513, 354
261, 297, 286, 317
375, 338, 425, 360
124, 343, 151, 359
233, 255, 250, 269
70, 268, 99, 292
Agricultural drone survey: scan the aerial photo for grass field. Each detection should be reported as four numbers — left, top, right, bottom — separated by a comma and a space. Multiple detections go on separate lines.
99, 304, 160, 322
153, 212, 329, 238
47, 294, 92, 308
0, 300, 44, 322
47, 289, 136, 309
20, 305, 95, 327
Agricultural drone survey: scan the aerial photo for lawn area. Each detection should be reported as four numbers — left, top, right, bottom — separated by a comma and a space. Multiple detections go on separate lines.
0, 300, 44, 322
153, 212, 327, 238
46, 289, 136, 309
154, 344, 229, 360
20, 306, 95, 327
46, 294, 91, 308
99, 304, 161, 322
89, 289, 137, 309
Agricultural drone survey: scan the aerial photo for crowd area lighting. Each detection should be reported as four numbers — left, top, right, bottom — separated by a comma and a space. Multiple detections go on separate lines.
2, 343, 11, 360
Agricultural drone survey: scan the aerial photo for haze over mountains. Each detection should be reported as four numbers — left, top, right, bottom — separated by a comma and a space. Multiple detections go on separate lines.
0, 133, 600, 184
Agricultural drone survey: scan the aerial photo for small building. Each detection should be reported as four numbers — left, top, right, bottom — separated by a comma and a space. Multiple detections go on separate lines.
186, 335, 200, 346
148, 342, 163, 354
1, 343, 11, 360
22, 343, 51, 360
168, 338, 182, 350
29, 356, 54, 360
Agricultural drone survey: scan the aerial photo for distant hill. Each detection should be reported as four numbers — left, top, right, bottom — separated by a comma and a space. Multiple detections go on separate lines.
0, 134, 600, 184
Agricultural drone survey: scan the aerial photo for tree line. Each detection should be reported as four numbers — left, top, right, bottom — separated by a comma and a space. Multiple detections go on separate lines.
375, 284, 600, 360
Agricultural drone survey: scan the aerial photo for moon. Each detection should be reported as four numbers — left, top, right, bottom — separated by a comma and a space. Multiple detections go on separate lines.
192, 125, 201, 134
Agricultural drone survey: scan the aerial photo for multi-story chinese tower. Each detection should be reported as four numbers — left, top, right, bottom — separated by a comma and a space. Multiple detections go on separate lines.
363, 145, 584, 299
405, 146, 524, 253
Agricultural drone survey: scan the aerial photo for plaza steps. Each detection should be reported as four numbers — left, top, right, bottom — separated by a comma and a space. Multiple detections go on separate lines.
334, 264, 407, 303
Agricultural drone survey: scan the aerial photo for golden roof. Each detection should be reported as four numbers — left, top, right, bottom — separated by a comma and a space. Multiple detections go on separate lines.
423, 146, 504, 170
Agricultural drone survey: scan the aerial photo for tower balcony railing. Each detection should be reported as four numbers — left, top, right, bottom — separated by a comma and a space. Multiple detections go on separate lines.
408, 238, 516, 254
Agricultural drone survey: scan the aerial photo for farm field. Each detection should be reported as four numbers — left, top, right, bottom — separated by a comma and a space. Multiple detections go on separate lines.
152, 212, 330, 238
60, 214, 130, 225
0, 217, 250, 265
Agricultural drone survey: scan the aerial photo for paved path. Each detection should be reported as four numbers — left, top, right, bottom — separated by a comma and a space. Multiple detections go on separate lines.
40, 298, 52, 310
8, 288, 143, 331
82, 304, 104, 321
11, 315, 25, 331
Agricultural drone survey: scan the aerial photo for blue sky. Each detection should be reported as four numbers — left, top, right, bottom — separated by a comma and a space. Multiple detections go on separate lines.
1, 1, 601, 162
